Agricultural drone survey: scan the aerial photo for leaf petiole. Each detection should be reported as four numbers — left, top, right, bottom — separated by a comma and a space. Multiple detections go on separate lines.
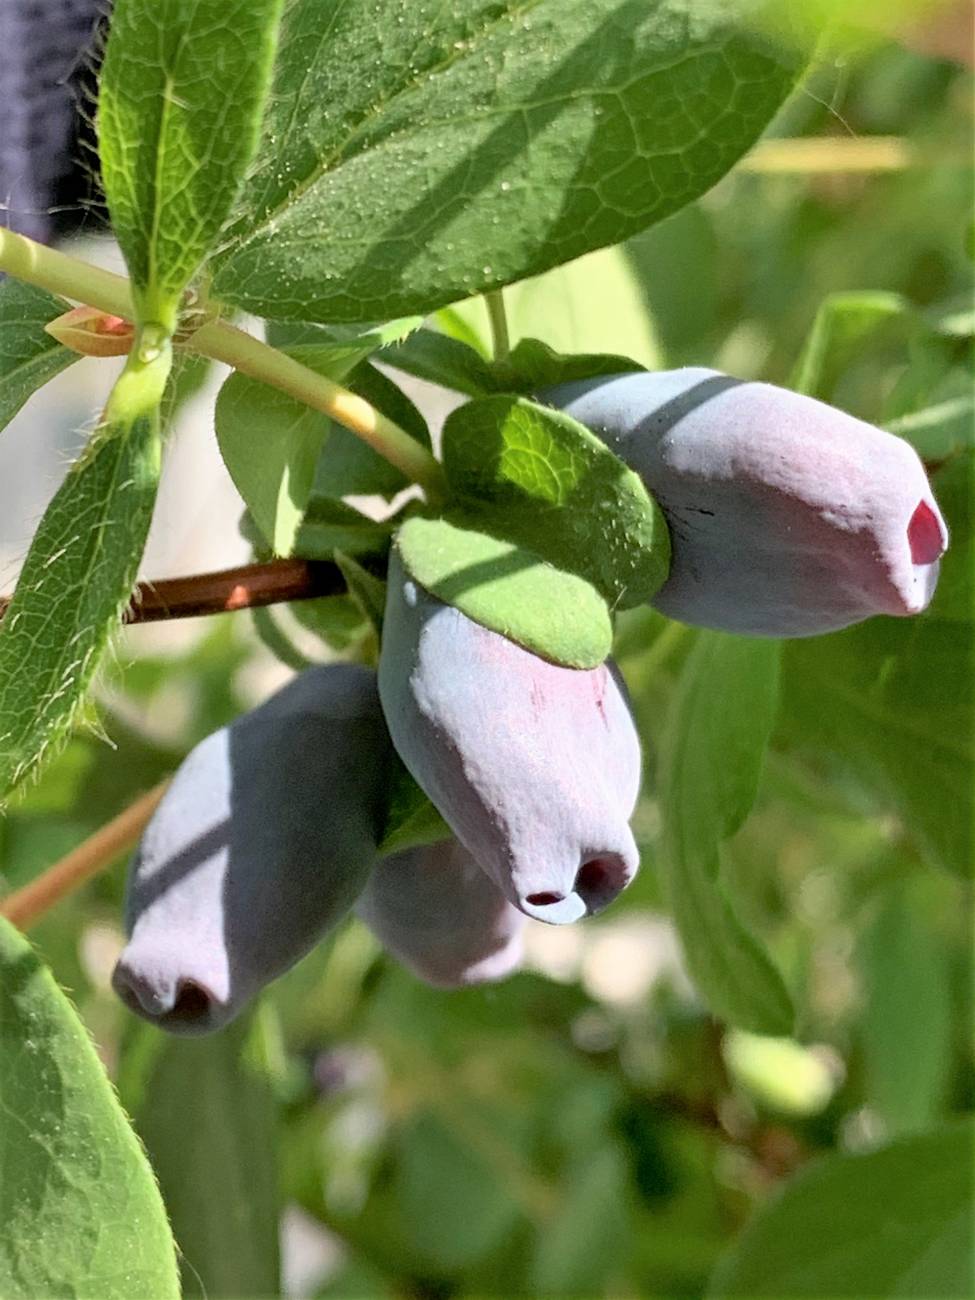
485, 288, 511, 362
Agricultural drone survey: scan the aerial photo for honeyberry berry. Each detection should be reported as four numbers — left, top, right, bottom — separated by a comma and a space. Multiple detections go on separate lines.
547, 369, 948, 637
112, 665, 391, 1034
378, 552, 642, 926
356, 837, 526, 988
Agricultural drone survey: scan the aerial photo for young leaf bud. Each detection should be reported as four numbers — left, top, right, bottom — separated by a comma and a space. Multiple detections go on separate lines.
45, 305, 134, 357
112, 665, 391, 1034
378, 553, 642, 925
548, 369, 948, 637
356, 837, 526, 987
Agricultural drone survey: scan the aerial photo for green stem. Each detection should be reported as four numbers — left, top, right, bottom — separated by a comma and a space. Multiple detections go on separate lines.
485, 288, 511, 362
190, 318, 445, 497
0, 227, 133, 319
0, 229, 446, 500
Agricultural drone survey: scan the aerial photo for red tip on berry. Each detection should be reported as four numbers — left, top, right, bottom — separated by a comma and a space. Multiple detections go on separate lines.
907, 500, 946, 565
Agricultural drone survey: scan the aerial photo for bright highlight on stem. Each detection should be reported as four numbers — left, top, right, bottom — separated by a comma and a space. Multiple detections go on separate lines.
0, 228, 446, 500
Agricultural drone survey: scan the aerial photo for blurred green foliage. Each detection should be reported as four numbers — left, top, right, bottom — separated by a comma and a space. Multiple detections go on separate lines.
1, 24, 971, 1300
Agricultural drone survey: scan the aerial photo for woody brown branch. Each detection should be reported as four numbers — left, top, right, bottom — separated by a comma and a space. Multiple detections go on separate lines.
0, 557, 345, 626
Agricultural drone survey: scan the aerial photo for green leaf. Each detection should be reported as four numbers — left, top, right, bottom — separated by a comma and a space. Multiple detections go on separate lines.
266, 316, 423, 361
121, 1015, 281, 1299
791, 291, 911, 400
216, 359, 328, 556
0, 917, 179, 1299
293, 497, 391, 562
335, 551, 387, 638
291, 594, 369, 653
658, 633, 793, 1035
250, 605, 314, 673
394, 1111, 521, 1269
501, 337, 644, 394
530, 1144, 632, 1296
310, 361, 430, 502
452, 243, 662, 372
781, 452, 974, 879
887, 395, 975, 460
396, 514, 612, 669
660, 841, 794, 1036
859, 880, 952, 1137
378, 758, 451, 857
0, 280, 76, 433
291, 549, 388, 655
217, 351, 429, 555
211, 0, 803, 321
442, 395, 670, 608
708, 1121, 975, 1299
381, 329, 497, 397
98, 0, 283, 328
0, 350, 168, 798
381, 328, 643, 400
663, 634, 781, 868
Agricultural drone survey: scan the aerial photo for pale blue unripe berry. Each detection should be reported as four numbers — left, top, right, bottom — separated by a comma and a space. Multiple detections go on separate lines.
548, 369, 948, 637
378, 553, 642, 926
113, 666, 390, 1034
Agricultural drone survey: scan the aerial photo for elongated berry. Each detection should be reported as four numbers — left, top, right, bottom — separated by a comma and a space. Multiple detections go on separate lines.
112, 665, 391, 1034
356, 837, 526, 987
378, 553, 642, 925
548, 369, 948, 637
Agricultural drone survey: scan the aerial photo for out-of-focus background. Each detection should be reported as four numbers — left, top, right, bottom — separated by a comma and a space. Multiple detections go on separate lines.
1, 5, 972, 1298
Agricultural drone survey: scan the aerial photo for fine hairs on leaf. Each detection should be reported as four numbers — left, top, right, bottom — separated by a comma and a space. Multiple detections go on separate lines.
0, 343, 169, 799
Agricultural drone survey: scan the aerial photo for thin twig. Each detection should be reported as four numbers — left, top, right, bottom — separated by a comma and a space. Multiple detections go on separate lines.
0, 557, 346, 626
0, 782, 169, 930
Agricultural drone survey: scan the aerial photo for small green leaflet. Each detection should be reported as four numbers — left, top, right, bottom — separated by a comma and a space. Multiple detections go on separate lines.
498, 338, 643, 395
98, 0, 283, 329
0, 918, 180, 1299
309, 362, 431, 502
0, 280, 76, 433
658, 633, 793, 1035
396, 514, 612, 669
266, 316, 424, 359
293, 497, 391, 562
381, 329, 498, 397
378, 757, 452, 857
211, 0, 804, 321
708, 1120, 975, 1298
335, 551, 387, 638
292, 594, 370, 655
442, 395, 670, 609
0, 348, 168, 798
379, 331, 641, 399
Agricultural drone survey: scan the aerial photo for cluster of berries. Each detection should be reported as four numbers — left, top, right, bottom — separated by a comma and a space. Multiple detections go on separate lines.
113, 372, 947, 1033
